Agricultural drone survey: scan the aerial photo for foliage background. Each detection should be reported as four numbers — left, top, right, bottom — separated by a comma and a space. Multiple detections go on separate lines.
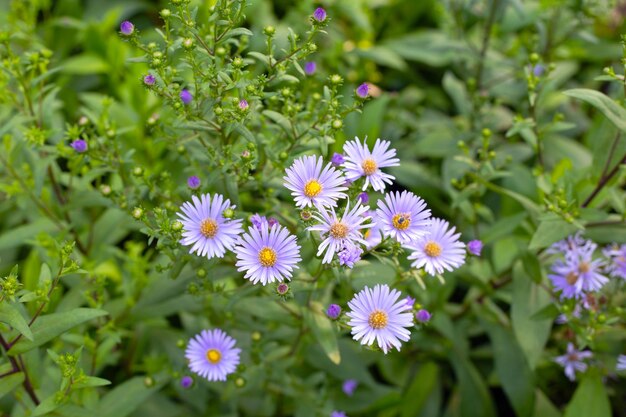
1, 0, 626, 416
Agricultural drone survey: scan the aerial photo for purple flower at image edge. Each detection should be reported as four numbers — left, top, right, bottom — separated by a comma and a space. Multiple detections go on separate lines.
331, 412, 347, 417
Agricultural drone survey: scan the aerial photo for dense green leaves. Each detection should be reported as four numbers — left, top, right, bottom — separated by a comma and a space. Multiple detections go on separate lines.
563, 89, 626, 133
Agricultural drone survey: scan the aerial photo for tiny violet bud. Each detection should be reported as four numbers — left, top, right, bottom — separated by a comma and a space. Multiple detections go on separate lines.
467, 240, 483, 256
342, 379, 358, 396
143, 74, 156, 86
70, 139, 87, 153
356, 82, 369, 98
313, 7, 327, 22
120, 21, 134, 36
326, 304, 341, 319
357, 192, 368, 204
532, 64, 545, 77
276, 283, 289, 296
268, 217, 279, 227
331, 152, 344, 166
180, 376, 193, 389
187, 175, 201, 189
404, 296, 415, 308
239, 99, 249, 110
416, 309, 431, 323
304, 61, 316, 75
180, 89, 193, 104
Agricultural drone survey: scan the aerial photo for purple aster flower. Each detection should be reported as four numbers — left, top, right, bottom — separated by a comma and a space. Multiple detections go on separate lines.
250, 213, 266, 230
338, 243, 363, 268
415, 309, 431, 323
180, 89, 193, 104
177, 193, 243, 259
554, 343, 592, 382
71, 139, 87, 153
326, 303, 341, 319
180, 376, 193, 388
406, 218, 466, 276
376, 190, 431, 244
342, 137, 400, 192
239, 99, 249, 110
342, 379, 358, 396
603, 244, 626, 280
549, 241, 608, 299
120, 21, 134, 35
347, 284, 414, 354
357, 192, 369, 204
331, 412, 346, 417
235, 222, 301, 285
143, 74, 156, 86
187, 175, 201, 189
547, 232, 587, 255
308, 200, 371, 264
313, 7, 327, 22
356, 83, 369, 98
467, 240, 483, 256
304, 61, 316, 75
185, 329, 241, 381
404, 296, 415, 308
331, 152, 345, 166
283, 155, 348, 209
617, 354, 626, 371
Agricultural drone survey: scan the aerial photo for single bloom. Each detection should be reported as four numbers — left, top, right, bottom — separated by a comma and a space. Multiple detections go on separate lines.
356, 82, 369, 98
617, 354, 626, 371
342, 137, 400, 192
338, 243, 363, 268
549, 242, 608, 299
283, 155, 347, 208
554, 343, 592, 382
187, 175, 201, 189
143, 74, 156, 86
406, 218, 466, 276
180, 89, 193, 104
346, 284, 414, 354
376, 190, 431, 244
71, 139, 87, 153
603, 244, 626, 280
185, 329, 241, 381
180, 376, 193, 388
308, 200, 371, 264
415, 309, 431, 323
342, 379, 358, 396
120, 21, 134, 35
467, 239, 483, 256
235, 222, 301, 285
313, 7, 327, 22
304, 61, 317, 75
177, 193, 243, 259
326, 303, 342, 319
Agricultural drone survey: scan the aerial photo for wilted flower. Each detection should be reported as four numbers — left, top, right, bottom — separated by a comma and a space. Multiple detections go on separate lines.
284, 155, 347, 208
187, 176, 201, 189
71, 139, 87, 153
326, 304, 342, 319
185, 329, 241, 381
406, 218, 466, 276
554, 343, 592, 382
342, 379, 358, 396
304, 61, 317, 75
356, 83, 369, 98
120, 21, 134, 35
180, 89, 193, 104
313, 7, 327, 22
342, 137, 400, 192
467, 240, 483, 256
376, 191, 431, 244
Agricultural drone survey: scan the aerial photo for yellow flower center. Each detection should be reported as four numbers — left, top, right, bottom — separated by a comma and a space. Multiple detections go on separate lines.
566, 272, 579, 285
304, 180, 323, 197
206, 348, 221, 364
258, 247, 277, 267
330, 222, 349, 239
579, 262, 590, 273
424, 241, 442, 257
363, 229, 371, 240
392, 213, 411, 230
368, 310, 388, 329
361, 158, 377, 175
200, 219, 219, 238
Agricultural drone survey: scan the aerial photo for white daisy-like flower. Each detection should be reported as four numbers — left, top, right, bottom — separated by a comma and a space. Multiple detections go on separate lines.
342, 137, 400, 191
406, 218, 465, 276
283, 155, 348, 208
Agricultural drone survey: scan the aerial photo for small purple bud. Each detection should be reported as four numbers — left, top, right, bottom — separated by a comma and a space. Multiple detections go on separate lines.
187, 176, 201, 189
143, 74, 156, 86
120, 21, 134, 36
404, 296, 415, 308
326, 304, 341, 319
250, 214, 266, 230
180, 376, 193, 388
342, 379, 358, 396
313, 7, 327, 22
533, 64, 545, 77
467, 240, 483, 256
239, 99, 249, 110
277, 283, 289, 295
416, 309, 431, 323
356, 82, 369, 98
180, 89, 193, 104
268, 217, 279, 227
304, 61, 317, 75
358, 192, 369, 204
331, 152, 345, 166
71, 139, 87, 153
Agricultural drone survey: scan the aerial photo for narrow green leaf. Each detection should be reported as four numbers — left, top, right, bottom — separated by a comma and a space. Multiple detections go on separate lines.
9, 308, 108, 355
262, 110, 292, 134
97, 376, 165, 417
528, 213, 582, 251
0, 372, 24, 398
563, 374, 611, 417
305, 302, 340, 365
0, 303, 34, 341
563, 88, 626, 133
73, 376, 111, 389
401, 362, 439, 417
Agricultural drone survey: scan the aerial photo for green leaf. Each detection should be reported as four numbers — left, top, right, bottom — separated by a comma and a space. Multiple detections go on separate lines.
0, 372, 24, 399
528, 213, 582, 251
97, 377, 165, 417
355, 47, 407, 71
305, 302, 340, 365
73, 376, 111, 389
262, 110, 292, 135
511, 262, 552, 370
62, 54, 109, 74
401, 362, 439, 417
9, 308, 108, 355
563, 374, 611, 417
0, 303, 34, 341
383, 30, 468, 67
563, 89, 626, 133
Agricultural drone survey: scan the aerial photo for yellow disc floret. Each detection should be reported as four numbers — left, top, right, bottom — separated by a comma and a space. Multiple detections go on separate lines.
368, 310, 388, 329
392, 213, 411, 230
206, 348, 221, 364
304, 179, 323, 197
200, 219, 219, 238
258, 247, 278, 267
424, 241, 442, 258
361, 158, 377, 175
330, 222, 349, 239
